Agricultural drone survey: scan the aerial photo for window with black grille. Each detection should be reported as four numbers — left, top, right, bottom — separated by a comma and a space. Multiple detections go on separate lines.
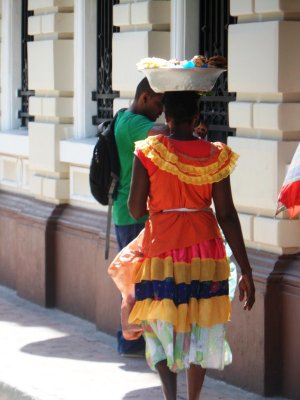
198, 0, 237, 143
18, 0, 34, 128
92, 0, 120, 126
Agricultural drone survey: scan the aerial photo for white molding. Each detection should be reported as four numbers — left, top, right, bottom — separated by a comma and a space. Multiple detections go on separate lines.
69, 165, 94, 203
22, 159, 30, 191
0, 130, 29, 157
0, 0, 22, 131
60, 137, 95, 166
0, 155, 19, 188
73, 0, 97, 138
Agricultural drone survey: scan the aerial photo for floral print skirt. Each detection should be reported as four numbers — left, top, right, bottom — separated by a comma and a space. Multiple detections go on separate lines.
142, 321, 232, 373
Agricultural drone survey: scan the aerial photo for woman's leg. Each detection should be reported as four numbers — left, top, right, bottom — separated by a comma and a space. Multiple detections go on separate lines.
155, 360, 177, 400
186, 364, 206, 400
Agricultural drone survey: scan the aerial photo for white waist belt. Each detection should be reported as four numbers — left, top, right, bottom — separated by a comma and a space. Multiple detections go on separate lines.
162, 207, 210, 213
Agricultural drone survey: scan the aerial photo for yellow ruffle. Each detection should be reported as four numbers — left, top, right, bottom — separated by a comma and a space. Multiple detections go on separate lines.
128, 296, 231, 332
132, 256, 230, 284
144, 137, 230, 174
136, 137, 239, 185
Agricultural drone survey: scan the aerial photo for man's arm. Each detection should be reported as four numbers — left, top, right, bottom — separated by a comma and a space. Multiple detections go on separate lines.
128, 156, 149, 220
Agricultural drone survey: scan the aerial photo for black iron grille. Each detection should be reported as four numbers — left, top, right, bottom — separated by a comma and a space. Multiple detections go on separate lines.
92, 0, 120, 126
18, 0, 34, 127
198, 0, 237, 143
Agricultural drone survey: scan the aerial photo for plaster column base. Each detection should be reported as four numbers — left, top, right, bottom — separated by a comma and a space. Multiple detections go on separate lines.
209, 249, 300, 399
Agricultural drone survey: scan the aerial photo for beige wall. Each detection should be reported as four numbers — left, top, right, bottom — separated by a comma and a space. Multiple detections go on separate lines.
28, 0, 74, 203
62, 0, 171, 210
112, 0, 170, 110
229, 0, 300, 254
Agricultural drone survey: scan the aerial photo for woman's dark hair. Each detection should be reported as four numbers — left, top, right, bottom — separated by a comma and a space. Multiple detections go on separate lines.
163, 91, 199, 123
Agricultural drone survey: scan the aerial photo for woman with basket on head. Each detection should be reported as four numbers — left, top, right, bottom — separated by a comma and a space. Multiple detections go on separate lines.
109, 90, 255, 400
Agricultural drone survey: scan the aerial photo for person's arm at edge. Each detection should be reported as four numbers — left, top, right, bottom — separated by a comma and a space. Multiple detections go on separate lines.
212, 176, 255, 310
128, 156, 149, 220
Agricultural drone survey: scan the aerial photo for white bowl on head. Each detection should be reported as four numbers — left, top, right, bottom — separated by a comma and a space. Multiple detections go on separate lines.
139, 67, 226, 92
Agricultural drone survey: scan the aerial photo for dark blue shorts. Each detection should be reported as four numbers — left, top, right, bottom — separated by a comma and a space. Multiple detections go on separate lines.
114, 223, 145, 354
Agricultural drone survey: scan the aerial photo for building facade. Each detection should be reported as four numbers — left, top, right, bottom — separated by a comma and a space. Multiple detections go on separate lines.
0, 0, 299, 398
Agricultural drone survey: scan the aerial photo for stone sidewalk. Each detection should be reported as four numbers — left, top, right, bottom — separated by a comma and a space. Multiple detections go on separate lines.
0, 285, 287, 400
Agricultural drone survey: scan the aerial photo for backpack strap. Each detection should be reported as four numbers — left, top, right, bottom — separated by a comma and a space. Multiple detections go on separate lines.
105, 175, 119, 260
103, 108, 127, 260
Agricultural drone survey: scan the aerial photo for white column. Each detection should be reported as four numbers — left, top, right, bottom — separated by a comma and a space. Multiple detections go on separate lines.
73, 0, 97, 138
170, 0, 185, 60
171, 0, 199, 60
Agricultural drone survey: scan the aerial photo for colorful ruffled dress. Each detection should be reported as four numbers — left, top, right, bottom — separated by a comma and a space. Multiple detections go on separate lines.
276, 142, 300, 218
115, 134, 238, 372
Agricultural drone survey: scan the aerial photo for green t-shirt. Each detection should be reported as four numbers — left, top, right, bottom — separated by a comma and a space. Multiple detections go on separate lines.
113, 110, 154, 225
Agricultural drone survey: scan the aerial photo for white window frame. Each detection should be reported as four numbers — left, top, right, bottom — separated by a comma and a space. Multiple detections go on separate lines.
0, 0, 28, 156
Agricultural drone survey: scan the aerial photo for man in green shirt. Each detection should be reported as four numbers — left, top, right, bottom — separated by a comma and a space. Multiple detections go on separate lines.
113, 78, 165, 356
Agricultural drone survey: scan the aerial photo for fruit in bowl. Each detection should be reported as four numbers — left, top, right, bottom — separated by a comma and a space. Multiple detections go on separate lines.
137, 55, 227, 92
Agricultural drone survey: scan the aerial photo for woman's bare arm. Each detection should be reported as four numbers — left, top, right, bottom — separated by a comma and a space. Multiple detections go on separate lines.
212, 176, 255, 310
128, 156, 150, 220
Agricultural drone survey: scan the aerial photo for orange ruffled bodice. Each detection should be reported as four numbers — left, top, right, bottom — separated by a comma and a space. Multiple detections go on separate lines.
135, 135, 239, 257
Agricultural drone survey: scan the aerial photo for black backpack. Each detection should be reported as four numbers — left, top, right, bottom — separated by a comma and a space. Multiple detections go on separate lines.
89, 108, 126, 259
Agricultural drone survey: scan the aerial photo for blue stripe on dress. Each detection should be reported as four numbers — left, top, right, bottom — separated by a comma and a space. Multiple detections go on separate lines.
135, 278, 228, 305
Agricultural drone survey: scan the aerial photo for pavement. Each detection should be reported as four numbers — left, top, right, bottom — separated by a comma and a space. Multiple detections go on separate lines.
0, 285, 288, 400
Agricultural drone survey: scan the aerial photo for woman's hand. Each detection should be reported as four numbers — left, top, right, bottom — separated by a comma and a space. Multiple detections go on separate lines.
238, 272, 255, 310
121, 296, 143, 340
